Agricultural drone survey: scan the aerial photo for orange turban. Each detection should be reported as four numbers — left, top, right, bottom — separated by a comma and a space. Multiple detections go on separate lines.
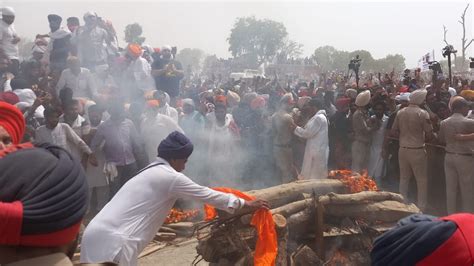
0, 102, 25, 144
215, 95, 227, 105
147, 99, 160, 108
460, 90, 474, 101
127, 44, 142, 58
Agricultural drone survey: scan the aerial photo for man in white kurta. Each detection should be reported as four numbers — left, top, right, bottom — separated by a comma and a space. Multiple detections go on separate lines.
80, 131, 267, 266
293, 99, 329, 179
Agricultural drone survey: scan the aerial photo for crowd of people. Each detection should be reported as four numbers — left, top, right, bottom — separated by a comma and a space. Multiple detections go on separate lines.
1, 5, 474, 266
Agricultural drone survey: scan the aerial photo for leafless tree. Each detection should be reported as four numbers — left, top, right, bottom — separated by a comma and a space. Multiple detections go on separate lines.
459, 4, 473, 70
443, 25, 449, 46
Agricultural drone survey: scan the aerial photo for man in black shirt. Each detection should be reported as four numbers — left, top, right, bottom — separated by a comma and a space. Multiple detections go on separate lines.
151, 46, 184, 106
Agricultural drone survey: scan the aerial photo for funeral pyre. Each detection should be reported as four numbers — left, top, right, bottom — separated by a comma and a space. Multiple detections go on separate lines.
193, 171, 420, 265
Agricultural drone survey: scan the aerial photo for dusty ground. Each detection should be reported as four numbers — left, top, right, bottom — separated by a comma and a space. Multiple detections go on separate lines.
138, 238, 208, 266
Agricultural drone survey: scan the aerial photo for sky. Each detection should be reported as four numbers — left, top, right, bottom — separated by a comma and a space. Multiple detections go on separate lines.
2, 0, 473, 68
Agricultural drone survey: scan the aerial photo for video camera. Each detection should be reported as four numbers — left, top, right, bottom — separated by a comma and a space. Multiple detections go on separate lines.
348, 55, 362, 72
442, 45, 457, 58
428, 61, 442, 73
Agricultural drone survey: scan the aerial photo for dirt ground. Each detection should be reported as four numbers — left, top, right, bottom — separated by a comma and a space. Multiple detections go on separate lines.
138, 238, 208, 266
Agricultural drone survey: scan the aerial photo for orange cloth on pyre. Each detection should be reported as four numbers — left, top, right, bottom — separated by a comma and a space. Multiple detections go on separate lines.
204, 187, 277, 266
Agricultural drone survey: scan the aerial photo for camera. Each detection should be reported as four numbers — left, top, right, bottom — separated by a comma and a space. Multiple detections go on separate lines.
348, 55, 362, 72
442, 45, 457, 58
428, 61, 442, 73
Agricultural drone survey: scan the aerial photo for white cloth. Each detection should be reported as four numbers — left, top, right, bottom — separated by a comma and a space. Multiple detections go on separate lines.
56, 68, 98, 99
76, 26, 109, 65
127, 57, 154, 91
157, 103, 179, 123
41, 28, 71, 64
59, 114, 90, 160
448, 87, 457, 97
368, 115, 388, 181
80, 157, 245, 266
35, 123, 92, 159
140, 113, 184, 161
0, 20, 19, 60
59, 114, 90, 138
103, 161, 118, 184
294, 110, 329, 179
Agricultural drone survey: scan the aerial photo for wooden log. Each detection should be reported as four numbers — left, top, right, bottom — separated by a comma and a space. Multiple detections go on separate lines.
241, 202, 304, 225
292, 245, 323, 266
273, 213, 288, 229
314, 198, 324, 260
287, 208, 314, 237
324, 200, 420, 222
165, 222, 195, 231
318, 191, 405, 205
275, 215, 288, 266
245, 179, 347, 209
154, 232, 177, 242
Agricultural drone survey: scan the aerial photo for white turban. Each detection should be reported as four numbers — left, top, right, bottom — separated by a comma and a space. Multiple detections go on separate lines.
13, 89, 36, 105
395, 92, 411, 102
1, 6, 15, 17
161, 45, 172, 51
409, 89, 428, 105
182, 98, 194, 107
83, 11, 97, 20
355, 90, 371, 107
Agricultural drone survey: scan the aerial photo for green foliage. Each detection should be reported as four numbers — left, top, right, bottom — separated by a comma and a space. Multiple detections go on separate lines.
124, 23, 145, 45
228, 16, 288, 64
311, 46, 406, 73
277, 39, 304, 61
175, 48, 205, 73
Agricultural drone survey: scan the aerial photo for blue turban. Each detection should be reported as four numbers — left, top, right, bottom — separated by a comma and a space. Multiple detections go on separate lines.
158, 131, 194, 160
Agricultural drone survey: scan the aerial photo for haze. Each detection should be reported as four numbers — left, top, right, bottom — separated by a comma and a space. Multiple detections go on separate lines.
4, 0, 473, 67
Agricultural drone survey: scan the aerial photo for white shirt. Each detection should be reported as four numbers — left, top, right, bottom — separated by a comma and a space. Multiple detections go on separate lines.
294, 110, 329, 179
127, 57, 154, 91
35, 123, 92, 157
80, 157, 245, 265
158, 103, 179, 123
0, 20, 19, 60
56, 68, 98, 99
59, 114, 90, 138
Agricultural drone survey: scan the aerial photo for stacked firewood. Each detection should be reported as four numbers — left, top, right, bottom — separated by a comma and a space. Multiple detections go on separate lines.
195, 177, 420, 265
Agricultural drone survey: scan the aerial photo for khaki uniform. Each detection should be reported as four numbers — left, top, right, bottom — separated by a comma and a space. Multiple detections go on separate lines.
439, 113, 474, 214
272, 110, 295, 183
392, 105, 433, 210
351, 109, 376, 172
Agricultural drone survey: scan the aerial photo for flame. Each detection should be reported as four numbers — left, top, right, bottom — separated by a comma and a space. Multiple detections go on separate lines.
328, 169, 378, 193
164, 208, 199, 224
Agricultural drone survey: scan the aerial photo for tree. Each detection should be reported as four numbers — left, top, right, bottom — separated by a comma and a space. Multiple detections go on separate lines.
441, 4, 473, 71
175, 48, 205, 74
228, 16, 288, 64
124, 23, 145, 45
459, 4, 473, 70
276, 39, 304, 62
311, 46, 405, 73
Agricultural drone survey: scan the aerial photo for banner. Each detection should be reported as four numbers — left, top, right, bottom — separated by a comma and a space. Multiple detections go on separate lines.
418, 50, 435, 71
